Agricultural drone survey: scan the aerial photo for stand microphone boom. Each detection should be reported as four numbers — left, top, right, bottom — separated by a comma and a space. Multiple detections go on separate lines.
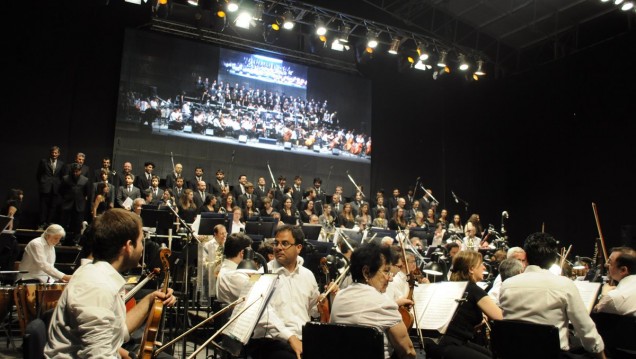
345, 171, 365, 198
187, 295, 264, 359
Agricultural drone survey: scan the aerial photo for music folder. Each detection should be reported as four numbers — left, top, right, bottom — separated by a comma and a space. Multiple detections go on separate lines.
572, 280, 602, 314
221, 273, 278, 356
411, 281, 468, 334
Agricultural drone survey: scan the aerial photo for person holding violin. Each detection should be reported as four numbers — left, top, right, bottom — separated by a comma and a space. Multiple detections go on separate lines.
594, 246, 636, 315
216, 233, 253, 304
45, 209, 177, 359
330, 242, 416, 359
435, 250, 503, 359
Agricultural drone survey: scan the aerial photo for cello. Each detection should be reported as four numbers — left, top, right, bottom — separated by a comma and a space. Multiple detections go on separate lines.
139, 248, 171, 359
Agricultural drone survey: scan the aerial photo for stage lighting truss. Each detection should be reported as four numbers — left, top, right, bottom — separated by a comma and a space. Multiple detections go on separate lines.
150, 0, 489, 79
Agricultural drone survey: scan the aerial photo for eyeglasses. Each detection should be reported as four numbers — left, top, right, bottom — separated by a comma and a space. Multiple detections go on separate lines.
273, 240, 296, 250
381, 269, 394, 278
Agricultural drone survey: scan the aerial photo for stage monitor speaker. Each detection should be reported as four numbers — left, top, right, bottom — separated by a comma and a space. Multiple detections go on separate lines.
183, 125, 192, 133
284, 142, 292, 150
238, 135, 248, 143
205, 128, 214, 136
258, 137, 276, 145
313, 145, 320, 152
332, 148, 340, 156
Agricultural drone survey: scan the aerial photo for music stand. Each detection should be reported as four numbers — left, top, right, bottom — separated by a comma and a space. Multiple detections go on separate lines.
198, 217, 227, 236
409, 227, 428, 240
245, 220, 276, 238
369, 227, 396, 240
140, 209, 173, 233
142, 204, 159, 211
301, 224, 322, 241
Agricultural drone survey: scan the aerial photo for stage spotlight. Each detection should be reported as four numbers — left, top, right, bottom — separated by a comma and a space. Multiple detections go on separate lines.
282, 10, 295, 30
338, 24, 351, 43
227, 0, 239, 12
416, 43, 429, 61
331, 39, 350, 51
388, 37, 400, 55
263, 23, 280, 43
154, 0, 169, 18
614, 0, 624, 4
252, 1, 263, 21
187, 0, 198, 5
366, 31, 379, 49
621, 1, 634, 10
474, 59, 486, 76
315, 17, 327, 36
414, 60, 432, 71
235, 10, 252, 29
458, 54, 470, 71
437, 50, 448, 67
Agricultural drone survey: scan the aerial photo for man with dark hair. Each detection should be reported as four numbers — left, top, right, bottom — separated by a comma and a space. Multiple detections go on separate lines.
59, 163, 90, 242
594, 246, 636, 315
135, 161, 155, 191
500, 232, 605, 358
45, 209, 176, 358
117, 173, 141, 210
216, 232, 253, 303
36, 146, 65, 229
248, 224, 320, 359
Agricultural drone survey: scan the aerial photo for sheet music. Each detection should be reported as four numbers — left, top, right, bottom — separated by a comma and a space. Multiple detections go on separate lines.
224, 274, 278, 344
412, 281, 468, 333
573, 281, 601, 314
122, 197, 133, 209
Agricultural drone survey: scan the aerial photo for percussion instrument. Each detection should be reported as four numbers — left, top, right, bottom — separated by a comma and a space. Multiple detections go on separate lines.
13, 282, 67, 335
0, 286, 15, 321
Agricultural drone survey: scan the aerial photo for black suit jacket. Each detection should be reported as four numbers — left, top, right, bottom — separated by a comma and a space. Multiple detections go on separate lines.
62, 163, 91, 180
237, 193, 261, 211
135, 172, 153, 192
210, 180, 227, 196
193, 190, 210, 209
60, 174, 90, 212
165, 173, 183, 190
117, 185, 141, 208
93, 168, 116, 184
172, 186, 186, 201
36, 158, 65, 194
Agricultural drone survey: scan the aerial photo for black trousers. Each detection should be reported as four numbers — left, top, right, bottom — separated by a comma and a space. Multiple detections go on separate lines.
246, 338, 296, 359
436, 335, 492, 359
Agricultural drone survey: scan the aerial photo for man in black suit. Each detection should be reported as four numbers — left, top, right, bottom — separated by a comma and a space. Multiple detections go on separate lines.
299, 187, 323, 217
388, 188, 400, 214
193, 180, 210, 209
36, 145, 65, 229
116, 161, 136, 191
165, 162, 184, 190
291, 175, 303, 208
237, 182, 260, 210
254, 176, 269, 203
210, 169, 228, 197
60, 163, 90, 242
117, 173, 141, 210
312, 177, 326, 206
62, 152, 91, 179
188, 166, 206, 190
172, 177, 186, 202
93, 157, 116, 185
232, 174, 248, 199
148, 175, 164, 203
135, 161, 155, 192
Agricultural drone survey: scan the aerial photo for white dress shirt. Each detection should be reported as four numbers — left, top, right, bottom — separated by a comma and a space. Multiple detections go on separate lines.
331, 283, 402, 359
500, 265, 604, 353
216, 259, 250, 304
45, 261, 129, 358
595, 274, 636, 316
252, 258, 319, 341
385, 271, 409, 301
17, 236, 66, 282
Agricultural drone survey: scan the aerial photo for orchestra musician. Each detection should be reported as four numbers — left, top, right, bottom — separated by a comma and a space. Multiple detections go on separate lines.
330, 242, 416, 359
434, 250, 503, 359
500, 232, 606, 358
45, 209, 176, 359
17, 224, 72, 284
593, 246, 636, 315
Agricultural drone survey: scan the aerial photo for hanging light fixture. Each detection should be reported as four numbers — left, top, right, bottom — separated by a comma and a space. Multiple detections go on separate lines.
282, 10, 295, 30
437, 50, 448, 67
474, 59, 486, 76
366, 30, 379, 49
227, 0, 239, 12
388, 37, 400, 55
315, 16, 327, 36
416, 43, 429, 61
621, 1, 634, 10
338, 24, 351, 43
458, 54, 470, 71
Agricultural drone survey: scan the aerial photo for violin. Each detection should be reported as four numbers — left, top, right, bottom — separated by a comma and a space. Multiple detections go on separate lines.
139, 248, 171, 359
318, 258, 331, 323
124, 268, 160, 312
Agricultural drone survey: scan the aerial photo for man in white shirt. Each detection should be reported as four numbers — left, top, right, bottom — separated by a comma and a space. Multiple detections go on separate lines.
45, 208, 176, 359
487, 247, 527, 305
203, 224, 227, 301
216, 233, 253, 304
249, 225, 320, 359
500, 232, 605, 358
594, 246, 636, 316
17, 224, 72, 283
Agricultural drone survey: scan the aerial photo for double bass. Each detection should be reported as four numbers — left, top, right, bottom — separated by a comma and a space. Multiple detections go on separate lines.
139, 248, 171, 359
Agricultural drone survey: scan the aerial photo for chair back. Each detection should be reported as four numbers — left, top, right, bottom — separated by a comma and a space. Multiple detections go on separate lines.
490, 319, 560, 359
591, 311, 636, 359
23, 318, 47, 359
303, 321, 384, 359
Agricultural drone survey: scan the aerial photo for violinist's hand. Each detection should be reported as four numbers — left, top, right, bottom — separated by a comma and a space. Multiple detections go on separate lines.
118, 347, 133, 359
396, 298, 414, 308
418, 276, 430, 284
153, 288, 177, 307
288, 335, 303, 359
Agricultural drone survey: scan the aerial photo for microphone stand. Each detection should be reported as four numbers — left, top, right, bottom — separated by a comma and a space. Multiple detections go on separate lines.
165, 203, 201, 359
187, 294, 264, 359
153, 296, 246, 356
345, 171, 365, 198
452, 190, 470, 212
325, 165, 333, 195
418, 184, 439, 206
